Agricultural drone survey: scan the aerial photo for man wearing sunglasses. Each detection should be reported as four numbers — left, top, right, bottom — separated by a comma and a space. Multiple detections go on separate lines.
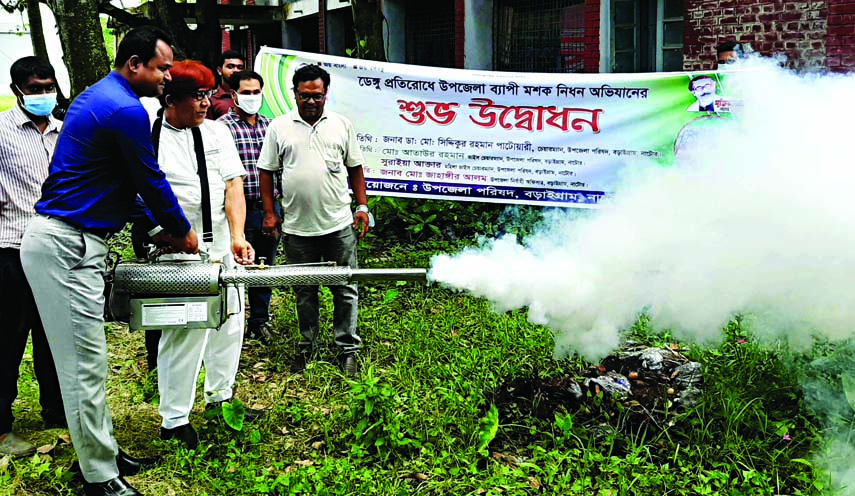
137, 60, 261, 451
257, 64, 370, 377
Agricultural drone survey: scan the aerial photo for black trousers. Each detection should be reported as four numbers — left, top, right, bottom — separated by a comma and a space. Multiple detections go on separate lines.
130, 223, 161, 373
0, 248, 64, 432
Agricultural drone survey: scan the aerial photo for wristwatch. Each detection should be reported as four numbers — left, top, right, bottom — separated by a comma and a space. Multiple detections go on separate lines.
355, 204, 375, 228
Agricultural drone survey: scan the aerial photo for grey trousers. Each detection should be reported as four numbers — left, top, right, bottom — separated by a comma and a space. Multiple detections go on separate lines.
283, 226, 361, 355
20, 215, 118, 483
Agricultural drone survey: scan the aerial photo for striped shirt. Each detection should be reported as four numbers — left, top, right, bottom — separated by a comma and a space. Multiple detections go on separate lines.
217, 108, 279, 200
0, 105, 61, 248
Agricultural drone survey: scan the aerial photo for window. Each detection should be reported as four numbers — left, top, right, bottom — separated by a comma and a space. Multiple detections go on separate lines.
610, 0, 683, 72
493, 0, 586, 73
406, 0, 456, 68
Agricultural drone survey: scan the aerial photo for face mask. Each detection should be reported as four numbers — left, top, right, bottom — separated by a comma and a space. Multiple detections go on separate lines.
17, 88, 57, 117
235, 93, 263, 115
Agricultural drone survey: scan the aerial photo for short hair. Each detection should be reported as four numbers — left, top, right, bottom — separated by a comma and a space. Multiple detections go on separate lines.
688, 75, 714, 91
228, 70, 264, 91
10, 56, 56, 87
160, 60, 216, 104
115, 26, 173, 68
218, 50, 245, 68
716, 41, 739, 56
292, 64, 330, 92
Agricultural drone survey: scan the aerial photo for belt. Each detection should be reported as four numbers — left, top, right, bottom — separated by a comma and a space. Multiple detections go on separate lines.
246, 199, 266, 210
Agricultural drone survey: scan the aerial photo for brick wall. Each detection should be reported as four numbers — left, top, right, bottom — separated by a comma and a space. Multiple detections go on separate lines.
684, 0, 827, 71
584, 0, 601, 72
826, 0, 855, 72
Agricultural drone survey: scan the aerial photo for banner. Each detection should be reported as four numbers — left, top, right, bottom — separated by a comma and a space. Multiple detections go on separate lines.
255, 47, 736, 208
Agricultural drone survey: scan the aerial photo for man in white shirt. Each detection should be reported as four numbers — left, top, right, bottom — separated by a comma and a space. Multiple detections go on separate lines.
256, 64, 371, 376
137, 60, 259, 449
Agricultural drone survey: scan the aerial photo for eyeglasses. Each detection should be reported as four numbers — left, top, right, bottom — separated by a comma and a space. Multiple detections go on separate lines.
296, 93, 325, 102
188, 89, 215, 101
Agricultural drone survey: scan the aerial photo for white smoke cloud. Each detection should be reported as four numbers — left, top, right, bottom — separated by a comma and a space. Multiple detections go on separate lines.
429, 57, 855, 361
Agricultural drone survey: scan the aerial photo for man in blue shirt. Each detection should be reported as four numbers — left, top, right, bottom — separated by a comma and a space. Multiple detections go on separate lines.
20, 26, 198, 496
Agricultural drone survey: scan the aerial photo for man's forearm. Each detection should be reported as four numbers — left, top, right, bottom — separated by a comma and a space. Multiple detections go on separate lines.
225, 177, 246, 240
348, 165, 368, 205
259, 169, 277, 215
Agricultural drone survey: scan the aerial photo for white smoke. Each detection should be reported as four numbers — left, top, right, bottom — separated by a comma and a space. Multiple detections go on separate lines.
429, 56, 855, 361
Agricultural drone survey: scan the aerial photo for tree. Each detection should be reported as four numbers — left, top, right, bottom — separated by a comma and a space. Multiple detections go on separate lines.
350, 0, 386, 62
98, 0, 223, 70
45, 0, 110, 96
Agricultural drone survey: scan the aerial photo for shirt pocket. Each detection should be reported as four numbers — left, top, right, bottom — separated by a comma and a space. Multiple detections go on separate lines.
325, 159, 342, 174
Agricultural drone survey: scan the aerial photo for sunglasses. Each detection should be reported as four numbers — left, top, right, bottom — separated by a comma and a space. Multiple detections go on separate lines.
187, 89, 215, 101
296, 93, 325, 102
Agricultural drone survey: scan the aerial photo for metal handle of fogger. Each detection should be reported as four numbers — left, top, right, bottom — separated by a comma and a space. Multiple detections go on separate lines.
104, 255, 427, 331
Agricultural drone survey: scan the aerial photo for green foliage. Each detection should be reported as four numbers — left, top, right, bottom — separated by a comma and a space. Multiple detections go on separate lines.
475, 404, 499, 453
4, 240, 832, 495
222, 398, 247, 432
366, 197, 546, 244
344, 365, 422, 461
345, 38, 369, 59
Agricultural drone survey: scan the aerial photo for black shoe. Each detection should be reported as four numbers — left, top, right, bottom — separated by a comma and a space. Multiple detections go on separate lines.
206, 399, 266, 423
290, 351, 309, 374
340, 354, 359, 377
247, 323, 273, 342
83, 476, 142, 496
160, 424, 198, 450
116, 449, 160, 476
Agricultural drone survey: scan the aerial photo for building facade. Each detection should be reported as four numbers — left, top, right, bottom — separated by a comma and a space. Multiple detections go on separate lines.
260, 0, 854, 74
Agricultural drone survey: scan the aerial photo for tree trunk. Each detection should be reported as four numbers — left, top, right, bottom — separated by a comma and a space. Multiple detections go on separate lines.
351, 0, 386, 62
145, 0, 221, 70
46, 0, 110, 97
26, 0, 48, 60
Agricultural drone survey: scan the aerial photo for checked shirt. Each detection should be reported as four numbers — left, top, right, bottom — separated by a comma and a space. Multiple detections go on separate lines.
217, 109, 279, 200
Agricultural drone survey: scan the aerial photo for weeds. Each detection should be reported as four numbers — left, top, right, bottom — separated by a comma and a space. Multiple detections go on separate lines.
2, 235, 835, 495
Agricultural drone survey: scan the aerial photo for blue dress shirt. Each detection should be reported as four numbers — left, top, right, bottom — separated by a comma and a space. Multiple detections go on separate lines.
36, 72, 190, 236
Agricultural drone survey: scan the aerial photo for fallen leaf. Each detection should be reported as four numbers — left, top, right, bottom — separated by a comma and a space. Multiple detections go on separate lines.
253, 362, 266, 369
37, 444, 55, 454
38, 454, 52, 463
280, 427, 289, 435
251, 403, 266, 411
451, 332, 459, 337
227, 466, 236, 473
0, 455, 11, 472
400, 472, 429, 480
528, 477, 541, 490
311, 441, 323, 449
58, 434, 71, 445
295, 459, 314, 466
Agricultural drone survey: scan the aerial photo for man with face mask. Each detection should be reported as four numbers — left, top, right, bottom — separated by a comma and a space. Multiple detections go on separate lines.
217, 70, 280, 343
0, 56, 65, 457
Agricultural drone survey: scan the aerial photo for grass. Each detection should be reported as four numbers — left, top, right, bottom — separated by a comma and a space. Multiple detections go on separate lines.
0, 234, 837, 495
0, 96, 16, 112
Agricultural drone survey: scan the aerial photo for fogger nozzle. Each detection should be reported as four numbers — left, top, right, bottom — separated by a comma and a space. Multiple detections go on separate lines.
111, 262, 427, 295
